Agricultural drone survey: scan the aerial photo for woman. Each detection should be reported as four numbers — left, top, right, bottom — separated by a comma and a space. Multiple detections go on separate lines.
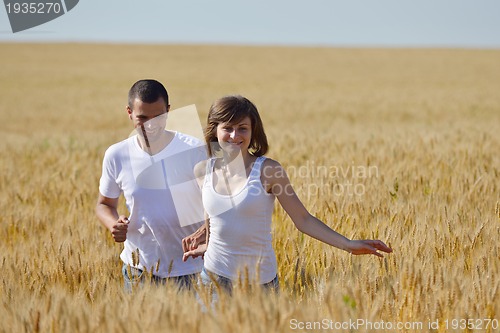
183, 95, 392, 294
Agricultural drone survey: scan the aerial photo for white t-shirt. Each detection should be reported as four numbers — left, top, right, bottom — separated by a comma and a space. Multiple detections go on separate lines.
99, 131, 206, 278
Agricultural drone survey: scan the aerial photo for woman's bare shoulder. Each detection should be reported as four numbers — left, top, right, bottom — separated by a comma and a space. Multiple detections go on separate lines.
262, 157, 283, 173
194, 159, 209, 178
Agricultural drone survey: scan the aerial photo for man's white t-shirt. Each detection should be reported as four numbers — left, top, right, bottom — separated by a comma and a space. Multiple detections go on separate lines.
99, 131, 206, 278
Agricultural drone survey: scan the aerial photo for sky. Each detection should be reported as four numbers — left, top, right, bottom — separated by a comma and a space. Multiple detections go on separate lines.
1, 0, 500, 48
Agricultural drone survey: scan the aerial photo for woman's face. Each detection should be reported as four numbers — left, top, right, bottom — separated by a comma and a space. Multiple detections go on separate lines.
216, 116, 252, 155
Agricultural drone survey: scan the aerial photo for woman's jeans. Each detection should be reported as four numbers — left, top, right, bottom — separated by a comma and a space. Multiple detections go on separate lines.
199, 267, 279, 305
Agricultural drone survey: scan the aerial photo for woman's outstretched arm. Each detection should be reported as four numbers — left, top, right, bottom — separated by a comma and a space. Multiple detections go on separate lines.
262, 158, 392, 257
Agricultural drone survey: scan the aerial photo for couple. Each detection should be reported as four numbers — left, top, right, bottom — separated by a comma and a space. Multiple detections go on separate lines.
96, 79, 392, 293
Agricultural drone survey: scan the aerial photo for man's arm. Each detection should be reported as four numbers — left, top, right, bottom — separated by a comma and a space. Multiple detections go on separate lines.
182, 159, 208, 252
95, 194, 129, 242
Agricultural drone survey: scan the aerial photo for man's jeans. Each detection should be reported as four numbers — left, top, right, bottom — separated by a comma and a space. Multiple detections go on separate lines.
122, 263, 197, 293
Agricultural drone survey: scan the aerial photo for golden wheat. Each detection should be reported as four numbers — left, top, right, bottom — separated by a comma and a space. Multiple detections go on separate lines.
0, 43, 499, 332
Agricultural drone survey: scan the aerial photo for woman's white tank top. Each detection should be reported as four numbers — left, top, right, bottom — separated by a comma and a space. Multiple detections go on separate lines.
203, 156, 277, 284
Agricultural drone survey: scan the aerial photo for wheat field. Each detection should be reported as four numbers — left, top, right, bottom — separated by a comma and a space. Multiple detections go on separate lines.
0, 43, 499, 332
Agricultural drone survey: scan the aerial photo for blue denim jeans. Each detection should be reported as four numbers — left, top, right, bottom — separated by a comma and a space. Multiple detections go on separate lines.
122, 264, 197, 293
199, 267, 279, 304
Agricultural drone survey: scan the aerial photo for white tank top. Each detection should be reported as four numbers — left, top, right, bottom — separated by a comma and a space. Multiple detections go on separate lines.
203, 156, 277, 284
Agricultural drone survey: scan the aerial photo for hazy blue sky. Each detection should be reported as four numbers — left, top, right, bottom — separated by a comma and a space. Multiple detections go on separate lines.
1, 0, 500, 48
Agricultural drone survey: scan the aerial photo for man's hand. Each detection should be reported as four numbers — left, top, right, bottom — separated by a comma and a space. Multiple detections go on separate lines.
110, 215, 129, 242
182, 224, 207, 252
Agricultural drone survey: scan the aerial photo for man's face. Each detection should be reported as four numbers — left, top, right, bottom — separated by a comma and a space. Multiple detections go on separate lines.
127, 98, 170, 142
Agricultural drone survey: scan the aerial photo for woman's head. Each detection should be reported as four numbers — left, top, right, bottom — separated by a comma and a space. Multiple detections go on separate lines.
205, 95, 268, 157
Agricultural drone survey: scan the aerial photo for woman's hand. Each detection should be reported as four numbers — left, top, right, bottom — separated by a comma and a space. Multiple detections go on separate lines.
347, 240, 393, 257
182, 244, 208, 262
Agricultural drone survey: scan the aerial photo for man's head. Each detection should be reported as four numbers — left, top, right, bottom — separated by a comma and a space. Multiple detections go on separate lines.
128, 79, 169, 109
127, 79, 171, 144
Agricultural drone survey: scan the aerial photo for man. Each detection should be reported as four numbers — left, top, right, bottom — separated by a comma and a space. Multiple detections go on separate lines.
96, 79, 206, 291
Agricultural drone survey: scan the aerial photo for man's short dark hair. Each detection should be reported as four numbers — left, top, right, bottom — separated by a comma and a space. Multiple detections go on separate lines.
128, 79, 169, 109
